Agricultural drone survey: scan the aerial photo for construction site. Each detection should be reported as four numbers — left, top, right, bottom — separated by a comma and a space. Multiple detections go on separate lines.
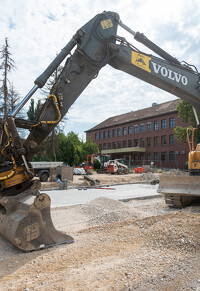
1, 7, 200, 291
0, 171, 200, 290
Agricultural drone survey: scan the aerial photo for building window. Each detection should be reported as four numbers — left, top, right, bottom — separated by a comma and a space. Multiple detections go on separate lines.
103, 131, 107, 139
128, 126, 132, 135
123, 140, 127, 148
134, 139, 138, 147
154, 121, 159, 130
99, 144, 102, 151
161, 152, 166, 162
169, 117, 175, 128
108, 130, 111, 138
141, 153, 145, 162
147, 153, 151, 162
123, 127, 127, 136
118, 141, 121, 148
112, 142, 116, 149
147, 137, 152, 147
161, 135, 167, 146
128, 140, 132, 147
154, 136, 159, 146
95, 133, 98, 140
140, 138, 145, 147
103, 143, 106, 150
134, 125, 138, 133
113, 129, 116, 137
118, 128, 121, 137
154, 152, 159, 162
169, 151, 175, 162
147, 122, 152, 132
140, 123, 145, 133
161, 119, 167, 129
169, 134, 175, 145
108, 143, 111, 149
99, 132, 102, 140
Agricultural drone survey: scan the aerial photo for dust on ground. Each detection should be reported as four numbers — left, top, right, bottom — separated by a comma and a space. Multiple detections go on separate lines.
0, 193, 200, 290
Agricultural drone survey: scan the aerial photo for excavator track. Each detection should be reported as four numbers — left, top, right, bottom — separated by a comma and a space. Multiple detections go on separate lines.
158, 174, 200, 208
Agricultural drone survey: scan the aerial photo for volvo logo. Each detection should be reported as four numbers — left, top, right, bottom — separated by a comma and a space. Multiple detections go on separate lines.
151, 62, 188, 86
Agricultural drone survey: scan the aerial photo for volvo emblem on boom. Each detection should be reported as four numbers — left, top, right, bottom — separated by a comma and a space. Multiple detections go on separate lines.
151, 61, 188, 86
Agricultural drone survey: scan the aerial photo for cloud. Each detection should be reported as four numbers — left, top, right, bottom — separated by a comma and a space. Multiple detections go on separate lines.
0, 0, 200, 139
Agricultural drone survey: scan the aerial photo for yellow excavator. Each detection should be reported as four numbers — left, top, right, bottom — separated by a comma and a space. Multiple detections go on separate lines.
187, 128, 200, 174
0, 11, 200, 251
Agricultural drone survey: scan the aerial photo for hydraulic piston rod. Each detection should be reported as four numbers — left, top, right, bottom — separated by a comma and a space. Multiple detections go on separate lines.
118, 19, 181, 65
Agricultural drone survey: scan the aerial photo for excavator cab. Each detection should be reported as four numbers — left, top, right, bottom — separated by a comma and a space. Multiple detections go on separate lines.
187, 128, 200, 176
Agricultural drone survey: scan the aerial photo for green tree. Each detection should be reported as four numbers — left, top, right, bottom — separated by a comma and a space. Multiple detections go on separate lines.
27, 98, 41, 121
174, 100, 200, 143
0, 38, 16, 118
81, 140, 98, 161
32, 130, 99, 165
56, 132, 82, 166
32, 135, 53, 161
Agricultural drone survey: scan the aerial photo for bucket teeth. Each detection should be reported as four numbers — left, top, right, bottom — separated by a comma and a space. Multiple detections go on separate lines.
0, 182, 74, 252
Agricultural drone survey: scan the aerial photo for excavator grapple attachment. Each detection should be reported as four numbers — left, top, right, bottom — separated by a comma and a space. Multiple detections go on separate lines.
0, 182, 74, 251
158, 174, 200, 208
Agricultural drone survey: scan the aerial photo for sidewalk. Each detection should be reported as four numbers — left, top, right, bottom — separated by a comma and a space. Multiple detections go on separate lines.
41, 183, 161, 207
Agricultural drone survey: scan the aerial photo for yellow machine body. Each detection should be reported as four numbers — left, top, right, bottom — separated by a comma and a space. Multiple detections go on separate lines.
0, 165, 30, 190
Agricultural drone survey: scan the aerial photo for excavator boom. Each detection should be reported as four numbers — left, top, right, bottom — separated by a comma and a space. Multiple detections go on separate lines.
1, 10, 200, 251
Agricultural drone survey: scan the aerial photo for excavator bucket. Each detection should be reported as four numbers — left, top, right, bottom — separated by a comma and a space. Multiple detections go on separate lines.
0, 182, 74, 251
158, 174, 200, 207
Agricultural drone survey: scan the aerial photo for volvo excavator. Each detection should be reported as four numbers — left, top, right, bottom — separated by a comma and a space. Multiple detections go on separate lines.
1, 11, 200, 251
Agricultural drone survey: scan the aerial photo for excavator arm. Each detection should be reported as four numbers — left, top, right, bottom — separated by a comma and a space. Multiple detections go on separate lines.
0, 11, 200, 251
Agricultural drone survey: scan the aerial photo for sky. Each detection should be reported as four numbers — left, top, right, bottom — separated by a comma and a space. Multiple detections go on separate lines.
1, 0, 200, 140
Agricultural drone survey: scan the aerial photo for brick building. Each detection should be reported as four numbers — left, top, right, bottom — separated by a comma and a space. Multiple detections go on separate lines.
85, 99, 190, 169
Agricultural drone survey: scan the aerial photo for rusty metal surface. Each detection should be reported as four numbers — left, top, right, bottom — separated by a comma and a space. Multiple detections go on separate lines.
0, 181, 74, 252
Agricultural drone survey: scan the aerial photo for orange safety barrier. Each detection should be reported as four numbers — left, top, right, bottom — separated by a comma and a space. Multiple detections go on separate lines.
134, 167, 145, 173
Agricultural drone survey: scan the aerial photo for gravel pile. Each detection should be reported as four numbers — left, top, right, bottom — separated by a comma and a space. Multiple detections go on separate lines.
81, 197, 135, 225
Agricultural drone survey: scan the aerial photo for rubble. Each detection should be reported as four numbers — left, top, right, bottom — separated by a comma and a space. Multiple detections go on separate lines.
0, 196, 200, 290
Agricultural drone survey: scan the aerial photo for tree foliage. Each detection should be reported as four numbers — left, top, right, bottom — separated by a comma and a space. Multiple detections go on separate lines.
32, 130, 99, 166
27, 98, 41, 121
174, 100, 200, 143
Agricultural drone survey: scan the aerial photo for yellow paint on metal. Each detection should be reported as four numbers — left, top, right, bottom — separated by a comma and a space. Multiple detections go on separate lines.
24, 224, 40, 242
0, 165, 30, 189
101, 19, 113, 29
131, 51, 151, 73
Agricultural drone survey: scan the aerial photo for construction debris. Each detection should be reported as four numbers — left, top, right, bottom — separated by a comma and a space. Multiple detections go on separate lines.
83, 174, 101, 186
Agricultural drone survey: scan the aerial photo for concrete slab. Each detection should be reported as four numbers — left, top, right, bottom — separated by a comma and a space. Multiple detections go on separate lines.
41, 183, 161, 207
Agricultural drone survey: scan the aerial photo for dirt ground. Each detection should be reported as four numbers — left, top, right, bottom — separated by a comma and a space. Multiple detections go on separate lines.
0, 173, 200, 290
40, 172, 159, 190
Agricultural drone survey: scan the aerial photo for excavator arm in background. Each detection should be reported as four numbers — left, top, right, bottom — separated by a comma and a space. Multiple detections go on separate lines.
1, 10, 200, 251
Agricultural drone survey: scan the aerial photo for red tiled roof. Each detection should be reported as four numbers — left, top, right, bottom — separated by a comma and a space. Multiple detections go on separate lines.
86, 99, 179, 131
